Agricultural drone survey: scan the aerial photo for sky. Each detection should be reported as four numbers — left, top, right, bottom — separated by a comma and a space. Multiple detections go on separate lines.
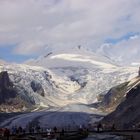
0, 0, 140, 63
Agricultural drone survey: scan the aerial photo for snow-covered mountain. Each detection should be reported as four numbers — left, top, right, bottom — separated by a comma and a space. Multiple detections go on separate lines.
25, 45, 116, 69
0, 46, 138, 128
24, 46, 138, 103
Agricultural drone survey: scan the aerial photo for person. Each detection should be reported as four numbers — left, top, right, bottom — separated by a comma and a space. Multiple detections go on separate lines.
60, 128, 65, 136
111, 124, 115, 131
46, 128, 52, 138
53, 126, 57, 133
35, 125, 40, 133
78, 125, 83, 134
11, 126, 17, 135
4, 128, 10, 140
0, 128, 3, 136
18, 126, 23, 134
97, 123, 102, 132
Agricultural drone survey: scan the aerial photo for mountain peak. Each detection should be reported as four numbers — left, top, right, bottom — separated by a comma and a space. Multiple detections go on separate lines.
25, 45, 116, 69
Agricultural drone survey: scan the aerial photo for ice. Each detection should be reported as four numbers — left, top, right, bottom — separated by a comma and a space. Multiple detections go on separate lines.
84, 134, 123, 140
0, 47, 138, 128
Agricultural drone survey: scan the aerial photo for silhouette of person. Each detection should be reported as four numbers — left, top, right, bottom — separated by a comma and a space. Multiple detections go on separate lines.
97, 123, 102, 132
61, 128, 65, 136
4, 128, 10, 140
53, 126, 57, 133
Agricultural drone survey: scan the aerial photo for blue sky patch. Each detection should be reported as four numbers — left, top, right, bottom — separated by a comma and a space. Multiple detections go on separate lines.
0, 44, 35, 63
105, 32, 140, 44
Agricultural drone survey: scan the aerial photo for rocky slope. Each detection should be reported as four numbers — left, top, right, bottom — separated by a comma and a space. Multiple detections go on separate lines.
93, 76, 140, 113
0, 71, 34, 112
101, 76, 140, 129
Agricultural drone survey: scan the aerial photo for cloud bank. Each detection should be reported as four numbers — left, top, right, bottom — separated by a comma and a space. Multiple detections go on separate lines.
0, 0, 140, 56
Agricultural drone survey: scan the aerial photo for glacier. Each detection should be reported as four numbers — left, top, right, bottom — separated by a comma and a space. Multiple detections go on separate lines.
0, 47, 138, 128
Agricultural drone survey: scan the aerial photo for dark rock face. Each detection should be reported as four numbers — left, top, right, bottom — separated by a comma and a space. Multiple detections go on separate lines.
69, 76, 87, 88
93, 77, 140, 113
0, 71, 33, 112
31, 81, 45, 97
94, 82, 129, 113
0, 71, 16, 104
0, 71, 13, 88
101, 81, 140, 129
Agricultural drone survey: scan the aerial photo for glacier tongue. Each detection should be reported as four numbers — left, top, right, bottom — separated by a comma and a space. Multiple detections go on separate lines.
0, 104, 103, 128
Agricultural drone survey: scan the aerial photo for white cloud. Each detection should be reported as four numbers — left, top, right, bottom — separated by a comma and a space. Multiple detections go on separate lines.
13, 40, 47, 55
97, 35, 140, 65
0, 0, 140, 55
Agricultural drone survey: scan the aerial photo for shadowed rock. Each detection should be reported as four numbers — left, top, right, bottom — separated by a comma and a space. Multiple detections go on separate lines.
0, 71, 34, 112
101, 77, 140, 129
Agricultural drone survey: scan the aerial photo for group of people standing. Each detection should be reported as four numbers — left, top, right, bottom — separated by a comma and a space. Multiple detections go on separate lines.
0, 123, 91, 140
